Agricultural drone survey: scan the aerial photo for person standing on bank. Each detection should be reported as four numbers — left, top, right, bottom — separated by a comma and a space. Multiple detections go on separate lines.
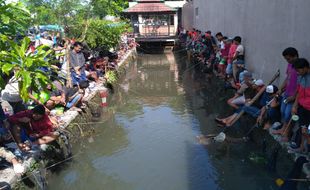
273, 47, 299, 141
232, 36, 245, 82
70, 42, 87, 86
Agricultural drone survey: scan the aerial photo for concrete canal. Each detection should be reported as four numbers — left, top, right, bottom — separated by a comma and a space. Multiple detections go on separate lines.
47, 51, 298, 190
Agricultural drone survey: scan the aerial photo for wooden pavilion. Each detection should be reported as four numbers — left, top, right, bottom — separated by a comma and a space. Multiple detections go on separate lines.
124, 0, 178, 41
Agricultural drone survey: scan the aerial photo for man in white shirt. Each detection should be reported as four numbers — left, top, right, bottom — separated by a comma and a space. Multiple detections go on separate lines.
232, 36, 245, 82
215, 32, 225, 50
1, 75, 26, 114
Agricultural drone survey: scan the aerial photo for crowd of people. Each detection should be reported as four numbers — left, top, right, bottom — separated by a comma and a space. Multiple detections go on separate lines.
179, 27, 310, 182
0, 31, 136, 175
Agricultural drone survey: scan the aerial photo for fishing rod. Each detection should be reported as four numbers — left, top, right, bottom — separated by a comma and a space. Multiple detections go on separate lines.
227, 70, 281, 127
201, 87, 284, 141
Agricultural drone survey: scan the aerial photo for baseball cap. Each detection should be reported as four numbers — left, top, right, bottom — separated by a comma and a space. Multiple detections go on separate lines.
266, 85, 278, 94
243, 71, 253, 78
254, 79, 264, 86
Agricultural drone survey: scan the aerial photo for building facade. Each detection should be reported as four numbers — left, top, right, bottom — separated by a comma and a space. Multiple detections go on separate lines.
182, 0, 310, 83
125, 0, 186, 41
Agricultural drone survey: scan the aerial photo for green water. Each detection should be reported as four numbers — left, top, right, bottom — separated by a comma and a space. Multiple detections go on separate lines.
46, 52, 297, 190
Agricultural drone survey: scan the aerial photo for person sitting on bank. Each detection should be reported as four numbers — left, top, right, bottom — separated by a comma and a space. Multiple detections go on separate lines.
45, 84, 66, 111
227, 71, 255, 109
70, 42, 87, 86
8, 105, 59, 151
1, 73, 26, 114
0, 106, 25, 174
216, 84, 278, 127
257, 85, 282, 129
64, 80, 89, 112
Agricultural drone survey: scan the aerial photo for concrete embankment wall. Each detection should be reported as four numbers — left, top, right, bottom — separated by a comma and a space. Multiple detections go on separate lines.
183, 0, 310, 83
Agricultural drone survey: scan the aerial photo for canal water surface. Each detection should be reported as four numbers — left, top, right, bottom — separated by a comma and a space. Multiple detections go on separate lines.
47, 52, 293, 190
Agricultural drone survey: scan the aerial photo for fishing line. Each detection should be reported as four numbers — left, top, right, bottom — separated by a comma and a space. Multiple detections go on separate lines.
14, 151, 84, 185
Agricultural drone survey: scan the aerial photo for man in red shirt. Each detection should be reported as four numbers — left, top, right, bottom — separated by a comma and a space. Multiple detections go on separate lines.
291, 58, 310, 153
8, 105, 58, 151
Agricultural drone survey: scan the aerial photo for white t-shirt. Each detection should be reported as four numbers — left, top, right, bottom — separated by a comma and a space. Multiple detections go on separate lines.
1, 77, 22, 102
220, 41, 225, 50
236, 45, 244, 55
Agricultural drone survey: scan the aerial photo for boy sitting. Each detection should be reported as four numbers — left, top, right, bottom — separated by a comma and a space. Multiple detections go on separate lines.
8, 105, 59, 151
64, 80, 89, 111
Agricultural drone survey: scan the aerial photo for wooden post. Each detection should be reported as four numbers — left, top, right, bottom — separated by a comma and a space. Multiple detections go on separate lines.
168, 14, 171, 36
66, 41, 72, 88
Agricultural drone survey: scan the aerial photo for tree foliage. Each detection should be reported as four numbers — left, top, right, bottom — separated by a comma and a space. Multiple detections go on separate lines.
90, 0, 128, 19
0, 37, 52, 100
0, 1, 52, 101
84, 19, 129, 49
0, 0, 31, 36
0, 0, 131, 100
23, 0, 128, 29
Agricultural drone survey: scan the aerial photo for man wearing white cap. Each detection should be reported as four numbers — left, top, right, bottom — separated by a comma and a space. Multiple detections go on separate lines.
217, 85, 280, 127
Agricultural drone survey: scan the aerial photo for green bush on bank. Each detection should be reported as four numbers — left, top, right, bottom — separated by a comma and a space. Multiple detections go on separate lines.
84, 19, 130, 50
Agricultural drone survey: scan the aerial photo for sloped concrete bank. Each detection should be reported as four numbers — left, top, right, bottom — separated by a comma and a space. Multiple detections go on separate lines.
0, 48, 137, 189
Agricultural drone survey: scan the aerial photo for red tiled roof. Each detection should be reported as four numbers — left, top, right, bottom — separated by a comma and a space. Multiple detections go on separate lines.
124, 2, 176, 13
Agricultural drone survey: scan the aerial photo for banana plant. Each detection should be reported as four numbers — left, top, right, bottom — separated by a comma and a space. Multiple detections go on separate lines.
0, 37, 53, 101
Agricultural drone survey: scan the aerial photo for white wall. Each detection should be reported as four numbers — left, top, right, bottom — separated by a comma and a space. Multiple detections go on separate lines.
182, 1, 194, 31
165, 0, 186, 8
185, 0, 310, 83
128, 2, 137, 8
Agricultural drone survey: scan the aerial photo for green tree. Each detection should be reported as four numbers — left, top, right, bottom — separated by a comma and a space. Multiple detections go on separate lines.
0, 0, 31, 36
0, 37, 53, 101
90, 0, 128, 19
0, 1, 52, 101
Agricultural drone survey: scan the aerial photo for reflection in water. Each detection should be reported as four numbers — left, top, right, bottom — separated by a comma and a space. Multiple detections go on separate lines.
47, 52, 293, 190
